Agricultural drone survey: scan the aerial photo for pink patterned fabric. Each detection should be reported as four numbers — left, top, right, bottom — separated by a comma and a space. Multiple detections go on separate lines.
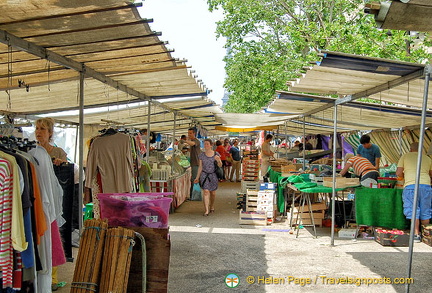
0, 159, 13, 288
51, 221, 66, 266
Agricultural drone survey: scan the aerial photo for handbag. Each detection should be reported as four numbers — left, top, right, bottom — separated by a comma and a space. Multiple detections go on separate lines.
191, 183, 202, 201
214, 160, 224, 180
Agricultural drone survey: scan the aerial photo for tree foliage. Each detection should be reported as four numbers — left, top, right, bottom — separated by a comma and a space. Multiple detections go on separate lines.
208, 0, 431, 113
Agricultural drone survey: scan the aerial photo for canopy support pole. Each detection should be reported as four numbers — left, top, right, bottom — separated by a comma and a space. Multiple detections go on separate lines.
302, 116, 306, 170
146, 101, 151, 163
399, 128, 403, 156
78, 72, 85, 230
284, 121, 288, 158
405, 65, 431, 293
172, 112, 177, 175
330, 104, 338, 246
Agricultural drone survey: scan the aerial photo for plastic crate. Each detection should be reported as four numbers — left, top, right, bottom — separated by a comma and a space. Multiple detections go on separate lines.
99, 193, 173, 228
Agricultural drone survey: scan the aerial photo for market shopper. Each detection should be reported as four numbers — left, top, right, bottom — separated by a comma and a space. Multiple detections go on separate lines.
229, 139, 242, 182
215, 140, 228, 181
223, 138, 232, 179
194, 139, 222, 216
357, 134, 381, 168
396, 142, 432, 241
260, 134, 274, 179
178, 134, 187, 151
339, 153, 379, 184
186, 127, 202, 199
35, 117, 67, 291
36, 118, 67, 165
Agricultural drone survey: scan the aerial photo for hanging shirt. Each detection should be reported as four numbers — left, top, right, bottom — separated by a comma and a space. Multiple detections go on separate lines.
85, 132, 134, 193
0, 151, 27, 252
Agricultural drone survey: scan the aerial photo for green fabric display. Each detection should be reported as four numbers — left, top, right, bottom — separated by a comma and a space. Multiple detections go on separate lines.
355, 187, 408, 230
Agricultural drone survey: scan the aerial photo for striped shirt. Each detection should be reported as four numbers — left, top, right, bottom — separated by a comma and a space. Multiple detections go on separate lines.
0, 159, 13, 288
347, 156, 377, 177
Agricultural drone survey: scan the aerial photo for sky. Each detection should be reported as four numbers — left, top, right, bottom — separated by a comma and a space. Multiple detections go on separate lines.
138, 0, 227, 105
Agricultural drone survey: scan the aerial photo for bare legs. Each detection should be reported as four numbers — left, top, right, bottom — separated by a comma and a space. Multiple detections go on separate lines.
202, 189, 216, 215
203, 189, 210, 215
209, 191, 216, 212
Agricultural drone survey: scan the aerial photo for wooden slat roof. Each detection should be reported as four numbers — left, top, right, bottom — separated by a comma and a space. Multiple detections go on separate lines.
0, 0, 222, 134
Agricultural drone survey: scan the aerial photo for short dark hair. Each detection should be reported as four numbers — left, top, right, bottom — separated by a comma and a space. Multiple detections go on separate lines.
181, 135, 186, 140
204, 138, 213, 145
216, 140, 222, 146
360, 134, 371, 144
266, 134, 273, 140
188, 127, 196, 133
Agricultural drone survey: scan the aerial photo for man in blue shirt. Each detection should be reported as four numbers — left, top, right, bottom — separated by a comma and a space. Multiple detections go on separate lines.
357, 134, 381, 168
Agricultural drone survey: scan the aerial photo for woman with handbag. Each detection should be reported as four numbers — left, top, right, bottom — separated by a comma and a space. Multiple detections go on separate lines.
194, 139, 223, 216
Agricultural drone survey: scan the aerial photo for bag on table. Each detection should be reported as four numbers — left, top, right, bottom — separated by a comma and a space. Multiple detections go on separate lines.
191, 183, 202, 201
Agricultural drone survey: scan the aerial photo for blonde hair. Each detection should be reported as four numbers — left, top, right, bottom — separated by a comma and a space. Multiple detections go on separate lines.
36, 117, 55, 142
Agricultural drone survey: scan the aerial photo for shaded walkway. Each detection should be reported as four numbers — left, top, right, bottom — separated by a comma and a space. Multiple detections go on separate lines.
167, 181, 432, 293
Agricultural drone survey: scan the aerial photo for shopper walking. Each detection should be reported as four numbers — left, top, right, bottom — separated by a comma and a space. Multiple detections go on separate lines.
194, 139, 222, 216
186, 127, 201, 199
229, 139, 242, 182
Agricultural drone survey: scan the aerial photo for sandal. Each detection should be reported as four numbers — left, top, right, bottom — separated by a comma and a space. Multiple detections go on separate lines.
210, 209, 215, 213
203, 213, 209, 216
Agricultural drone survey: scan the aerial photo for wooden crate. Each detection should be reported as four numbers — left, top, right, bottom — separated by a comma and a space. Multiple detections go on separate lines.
239, 211, 267, 226
322, 177, 359, 188
127, 227, 170, 293
289, 213, 323, 227
241, 181, 260, 192
293, 202, 327, 213
246, 190, 259, 211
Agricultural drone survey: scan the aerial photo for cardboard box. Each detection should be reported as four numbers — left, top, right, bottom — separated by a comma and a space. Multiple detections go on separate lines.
322, 177, 360, 188
260, 183, 277, 190
338, 228, 357, 239
257, 190, 276, 201
375, 228, 409, 247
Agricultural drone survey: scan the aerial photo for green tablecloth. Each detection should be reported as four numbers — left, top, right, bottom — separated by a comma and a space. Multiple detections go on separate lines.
268, 167, 357, 213
355, 187, 408, 230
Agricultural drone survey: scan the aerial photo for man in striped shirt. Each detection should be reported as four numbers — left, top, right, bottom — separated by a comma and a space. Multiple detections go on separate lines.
339, 153, 379, 182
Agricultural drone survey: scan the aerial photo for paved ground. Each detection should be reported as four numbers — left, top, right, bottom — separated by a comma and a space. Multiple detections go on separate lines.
59, 181, 432, 292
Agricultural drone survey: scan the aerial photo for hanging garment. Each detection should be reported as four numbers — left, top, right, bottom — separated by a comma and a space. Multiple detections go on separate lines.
53, 163, 75, 261
28, 146, 65, 292
85, 132, 134, 193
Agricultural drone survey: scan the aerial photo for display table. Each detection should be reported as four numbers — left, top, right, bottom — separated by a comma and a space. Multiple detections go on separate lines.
172, 167, 191, 208
355, 187, 408, 230
150, 168, 191, 209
